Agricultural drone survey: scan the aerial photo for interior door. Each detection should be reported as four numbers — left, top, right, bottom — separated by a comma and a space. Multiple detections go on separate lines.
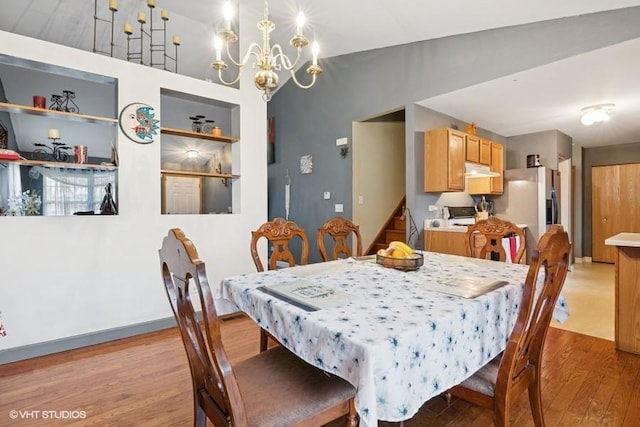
592, 164, 640, 262
163, 175, 202, 214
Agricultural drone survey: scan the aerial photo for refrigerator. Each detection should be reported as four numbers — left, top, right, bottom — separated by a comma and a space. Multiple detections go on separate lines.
492, 167, 561, 263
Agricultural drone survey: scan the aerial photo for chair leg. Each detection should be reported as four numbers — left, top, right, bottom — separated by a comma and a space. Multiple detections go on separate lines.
528, 376, 546, 427
346, 398, 358, 427
259, 328, 268, 353
194, 402, 207, 427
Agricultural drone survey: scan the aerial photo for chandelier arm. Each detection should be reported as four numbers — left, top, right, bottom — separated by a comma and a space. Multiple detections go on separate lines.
225, 42, 263, 68
287, 68, 318, 89
271, 44, 303, 71
216, 67, 243, 86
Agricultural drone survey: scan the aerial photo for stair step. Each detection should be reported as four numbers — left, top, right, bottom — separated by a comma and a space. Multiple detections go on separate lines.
392, 217, 406, 230
385, 229, 406, 242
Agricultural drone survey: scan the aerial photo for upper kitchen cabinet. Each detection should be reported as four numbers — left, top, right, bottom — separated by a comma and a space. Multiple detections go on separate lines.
467, 141, 504, 195
465, 135, 491, 165
0, 54, 118, 216
424, 128, 465, 192
160, 89, 240, 215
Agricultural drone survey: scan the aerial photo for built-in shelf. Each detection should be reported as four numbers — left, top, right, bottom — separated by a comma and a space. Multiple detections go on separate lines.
2, 158, 117, 170
161, 127, 239, 143
161, 169, 238, 179
0, 102, 117, 125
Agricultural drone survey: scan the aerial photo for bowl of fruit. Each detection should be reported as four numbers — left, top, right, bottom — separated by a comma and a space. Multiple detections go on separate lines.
376, 241, 424, 271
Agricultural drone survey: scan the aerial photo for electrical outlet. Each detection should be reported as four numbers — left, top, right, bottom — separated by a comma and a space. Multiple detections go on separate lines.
323, 191, 330, 199
428, 205, 438, 212
335, 203, 343, 213
336, 137, 348, 146
358, 195, 364, 205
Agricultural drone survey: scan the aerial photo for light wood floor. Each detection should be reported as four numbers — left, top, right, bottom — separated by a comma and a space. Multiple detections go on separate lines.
551, 261, 615, 341
1, 311, 639, 426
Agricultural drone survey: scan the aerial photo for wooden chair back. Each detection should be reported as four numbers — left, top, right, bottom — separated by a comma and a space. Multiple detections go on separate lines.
159, 228, 246, 427
317, 216, 363, 262
451, 224, 571, 426
250, 217, 309, 272
160, 228, 357, 427
465, 216, 526, 263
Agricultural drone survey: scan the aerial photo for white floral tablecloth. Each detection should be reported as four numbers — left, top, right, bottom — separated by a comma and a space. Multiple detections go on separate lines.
219, 251, 569, 426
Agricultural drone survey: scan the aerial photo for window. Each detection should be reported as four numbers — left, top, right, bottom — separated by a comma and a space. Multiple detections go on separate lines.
40, 168, 116, 216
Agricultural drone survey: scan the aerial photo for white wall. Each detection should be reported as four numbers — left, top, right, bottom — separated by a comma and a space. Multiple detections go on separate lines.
0, 28, 266, 356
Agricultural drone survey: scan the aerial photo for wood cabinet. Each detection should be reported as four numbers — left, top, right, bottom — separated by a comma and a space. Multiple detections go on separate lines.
604, 235, 640, 354
592, 164, 640, 263
424, 128, 465, 192
479, 139, 492, 165
466, 136, 491, 166
468, 142, 504, 195
424, 230, 468, 256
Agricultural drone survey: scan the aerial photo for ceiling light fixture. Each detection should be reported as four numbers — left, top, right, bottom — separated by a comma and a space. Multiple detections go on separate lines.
186, 149, 199, 159
580, 103, 614, 126
211, 0, 322, 101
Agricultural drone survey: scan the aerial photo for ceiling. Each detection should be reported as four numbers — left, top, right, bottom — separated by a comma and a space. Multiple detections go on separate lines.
2, 0, 640, 149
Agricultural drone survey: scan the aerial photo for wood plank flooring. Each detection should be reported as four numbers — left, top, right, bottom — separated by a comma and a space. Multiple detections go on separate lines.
1, 315, 639, 426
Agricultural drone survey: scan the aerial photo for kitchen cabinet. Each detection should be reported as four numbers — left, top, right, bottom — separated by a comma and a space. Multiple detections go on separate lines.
465, 135, 491, 166
468, 142, 504, 195
604, 233, 640, 355
424, 229, 468, 256
424, 128, 465, 192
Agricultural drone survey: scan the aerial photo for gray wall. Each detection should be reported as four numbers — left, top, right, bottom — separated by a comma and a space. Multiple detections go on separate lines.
506, 130, 572, 170
582, 142, 640, 257
267, 7, 640, 262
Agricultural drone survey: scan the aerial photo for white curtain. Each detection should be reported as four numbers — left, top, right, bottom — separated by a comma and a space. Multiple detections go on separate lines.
32, 166, 116, 216
4, 163, 23, 215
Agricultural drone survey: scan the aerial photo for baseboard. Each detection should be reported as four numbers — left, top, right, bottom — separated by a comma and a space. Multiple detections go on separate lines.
0, 316, 177, 365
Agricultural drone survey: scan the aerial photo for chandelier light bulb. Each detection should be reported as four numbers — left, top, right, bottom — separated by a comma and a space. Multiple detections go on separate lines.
296, 12, 305, 36
223, 2, 233, 30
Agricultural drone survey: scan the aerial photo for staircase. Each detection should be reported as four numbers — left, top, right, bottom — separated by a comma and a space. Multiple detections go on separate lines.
367, 197, 407, 255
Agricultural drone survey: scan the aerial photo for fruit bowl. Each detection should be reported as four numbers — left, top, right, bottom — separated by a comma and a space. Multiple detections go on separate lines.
376, 252, 424, 271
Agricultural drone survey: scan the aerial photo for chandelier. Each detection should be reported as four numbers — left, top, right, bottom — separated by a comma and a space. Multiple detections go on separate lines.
211, 1, 322, 101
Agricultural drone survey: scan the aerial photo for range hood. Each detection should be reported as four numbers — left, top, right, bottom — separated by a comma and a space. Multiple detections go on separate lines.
464, 162, 500, 178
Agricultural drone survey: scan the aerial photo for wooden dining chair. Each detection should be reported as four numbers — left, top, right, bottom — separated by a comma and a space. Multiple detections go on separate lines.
250, 217, 309, 351
250, 217, 309, 272
449, 224, 571, 427
317, 216, 363, 262
159, 228, 358, 427
465, 216, 526, 264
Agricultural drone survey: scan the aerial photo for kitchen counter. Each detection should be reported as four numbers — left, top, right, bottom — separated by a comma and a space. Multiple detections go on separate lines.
424, 222, 528, 262
424, 223, 528, 233
605, 233, 640, 354
605, 232, 640, 247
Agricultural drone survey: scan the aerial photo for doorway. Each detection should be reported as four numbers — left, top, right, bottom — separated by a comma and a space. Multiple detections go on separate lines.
162, 175, 202, 214
352, 118, 405, 249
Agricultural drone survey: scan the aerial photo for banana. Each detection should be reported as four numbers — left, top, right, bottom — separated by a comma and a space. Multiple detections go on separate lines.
389, 241, 413, 257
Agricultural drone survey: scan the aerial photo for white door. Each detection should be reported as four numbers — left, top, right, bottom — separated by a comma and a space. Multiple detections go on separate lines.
164, 176, 201, 214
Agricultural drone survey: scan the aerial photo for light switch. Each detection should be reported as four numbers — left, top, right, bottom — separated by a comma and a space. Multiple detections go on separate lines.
358, 195, 364, 205
336, 137, 348, 146
324, 191, 330, 199
335, 203, 343, 213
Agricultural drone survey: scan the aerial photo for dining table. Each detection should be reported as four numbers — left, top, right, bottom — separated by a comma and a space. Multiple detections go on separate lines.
218, 251, 569, 426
